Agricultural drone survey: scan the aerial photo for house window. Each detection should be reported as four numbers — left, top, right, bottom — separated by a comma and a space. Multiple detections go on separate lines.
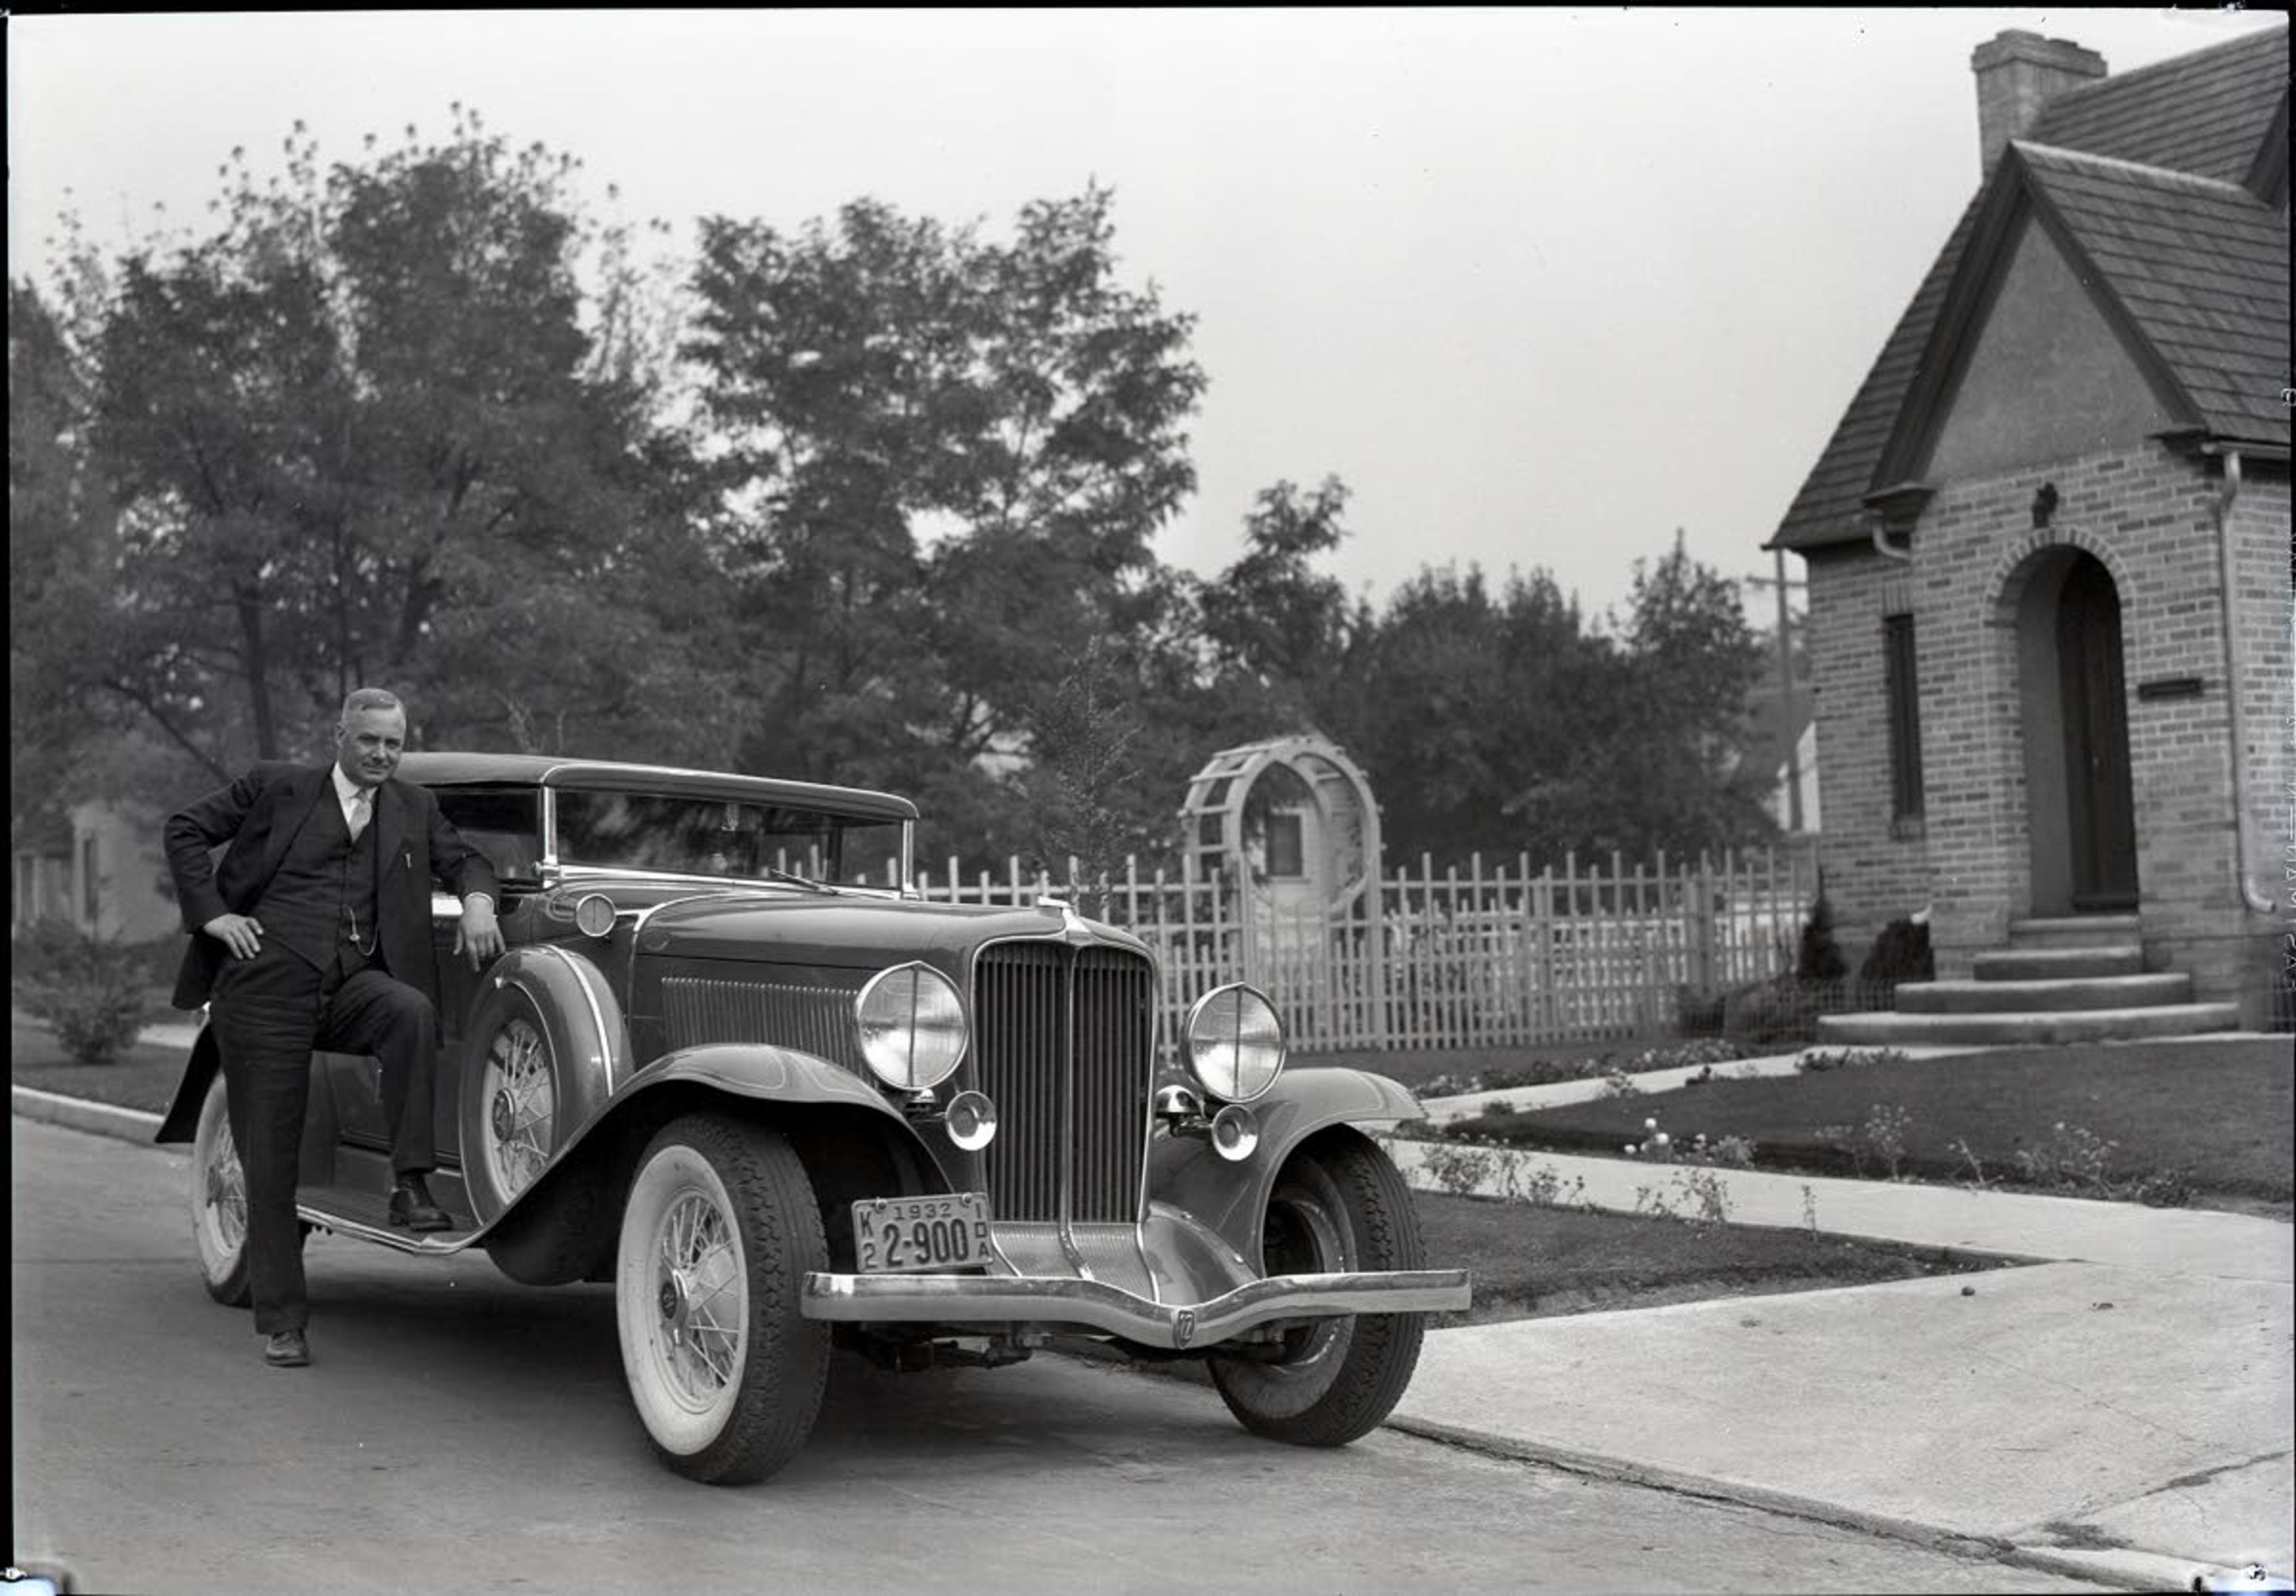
1883, 614, 1925, 826
80, 835, 101, 925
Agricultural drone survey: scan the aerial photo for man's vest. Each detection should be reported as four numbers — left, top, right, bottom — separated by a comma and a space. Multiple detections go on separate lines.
253, 794, 382, 973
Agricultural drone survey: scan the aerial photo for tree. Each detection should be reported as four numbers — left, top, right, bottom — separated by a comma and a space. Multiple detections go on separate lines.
1336, 563, 1604, 868
1009, 639, 1152, 911
1592, 536, 1778, 856
54, 111, 722, 777
683, 187, 1207, 826
1196, 476, 1363, 728
9, 282, 121, 822
1319, 537, 1778, 872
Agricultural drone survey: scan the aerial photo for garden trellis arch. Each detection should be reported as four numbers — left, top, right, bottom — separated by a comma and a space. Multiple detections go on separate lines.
1180, 735, 1382, 908
1178, 735, 1385, 1011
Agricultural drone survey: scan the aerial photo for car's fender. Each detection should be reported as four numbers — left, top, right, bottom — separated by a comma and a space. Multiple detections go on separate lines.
154, 1024, 221, 1145
491, 1039, 926, 1216
475, 1040, 939, 1286
1147, 1067, 1427, 1270
459, 944, 630, 1222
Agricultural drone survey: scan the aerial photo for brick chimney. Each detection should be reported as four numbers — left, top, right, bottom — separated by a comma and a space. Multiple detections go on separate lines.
1971, 30, 2107, 175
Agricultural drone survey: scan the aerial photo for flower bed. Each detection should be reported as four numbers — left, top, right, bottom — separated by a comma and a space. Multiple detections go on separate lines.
1436, 1037, 2291, 1209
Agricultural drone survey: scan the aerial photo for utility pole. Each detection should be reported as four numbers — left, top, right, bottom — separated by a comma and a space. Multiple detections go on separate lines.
1747, 551, 1809, 832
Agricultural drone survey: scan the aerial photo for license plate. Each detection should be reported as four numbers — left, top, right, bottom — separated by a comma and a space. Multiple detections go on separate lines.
853, 1192, 993, 1274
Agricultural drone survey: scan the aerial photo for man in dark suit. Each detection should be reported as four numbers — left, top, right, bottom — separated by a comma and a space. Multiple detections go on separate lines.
165, 687, 504, 1369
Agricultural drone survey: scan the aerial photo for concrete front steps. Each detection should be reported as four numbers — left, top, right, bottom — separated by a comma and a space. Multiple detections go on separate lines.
1816, 914, 2240, 1046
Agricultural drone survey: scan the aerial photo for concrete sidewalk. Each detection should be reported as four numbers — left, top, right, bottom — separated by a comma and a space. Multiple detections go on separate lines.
1394, 1043, 2294, 1592
15, 1037, 2295, 1592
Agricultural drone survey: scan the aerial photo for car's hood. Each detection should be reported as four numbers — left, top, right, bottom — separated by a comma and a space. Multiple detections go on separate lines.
628, 890, 1151, 972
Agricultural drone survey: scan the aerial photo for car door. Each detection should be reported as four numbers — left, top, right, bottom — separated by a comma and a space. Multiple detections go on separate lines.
428, 785, 546, 1159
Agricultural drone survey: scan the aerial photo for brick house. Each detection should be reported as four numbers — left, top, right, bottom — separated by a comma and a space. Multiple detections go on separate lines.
1768, 26, 2290, 1030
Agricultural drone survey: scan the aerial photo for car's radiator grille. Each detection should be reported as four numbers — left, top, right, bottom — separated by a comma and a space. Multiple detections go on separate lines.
970, 942, 1156, 1224
660, 976, 862, 1072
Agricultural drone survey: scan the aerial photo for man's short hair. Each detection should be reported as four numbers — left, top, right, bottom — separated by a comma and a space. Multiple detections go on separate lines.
339, 687, 405, 723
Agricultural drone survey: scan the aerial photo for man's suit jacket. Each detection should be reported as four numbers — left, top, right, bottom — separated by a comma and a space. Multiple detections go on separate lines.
165, 761, 499, 1012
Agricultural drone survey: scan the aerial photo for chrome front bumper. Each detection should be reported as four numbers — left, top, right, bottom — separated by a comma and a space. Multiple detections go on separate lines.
801, 1268, 1470, 1350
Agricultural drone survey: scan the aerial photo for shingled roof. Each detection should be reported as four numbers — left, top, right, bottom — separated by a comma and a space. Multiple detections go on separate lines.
1770, 26, 2289, 552
2027, 28, 2288, 184
2019, 147, 2289, 442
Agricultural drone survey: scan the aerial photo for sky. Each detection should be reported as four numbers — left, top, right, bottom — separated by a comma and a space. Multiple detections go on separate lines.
8, 7, 2285, 629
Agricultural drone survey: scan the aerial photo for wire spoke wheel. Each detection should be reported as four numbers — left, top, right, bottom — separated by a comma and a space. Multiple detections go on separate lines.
481, 1015, 555, 1201
1210, 1135, 1429, 1447
615, 1115, 830, 1485
654, 1189, 746, 1404
190, 1072, 252, 1307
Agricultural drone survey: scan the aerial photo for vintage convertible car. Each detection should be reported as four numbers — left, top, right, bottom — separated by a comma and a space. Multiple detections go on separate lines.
157, 753, 1468, 1484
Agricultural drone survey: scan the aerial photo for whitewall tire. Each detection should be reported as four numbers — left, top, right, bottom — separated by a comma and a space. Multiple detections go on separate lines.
615, 1115, 831, 1485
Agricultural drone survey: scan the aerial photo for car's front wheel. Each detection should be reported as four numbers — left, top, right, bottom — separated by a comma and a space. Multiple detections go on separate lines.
460, 984, 562, 1222
1208, 1134, 1429, 1447
615, 1114, 831, 1485
190, 1072, 252, 1308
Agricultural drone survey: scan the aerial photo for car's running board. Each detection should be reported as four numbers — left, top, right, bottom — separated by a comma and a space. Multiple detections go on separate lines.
297, 1190, 483, 1256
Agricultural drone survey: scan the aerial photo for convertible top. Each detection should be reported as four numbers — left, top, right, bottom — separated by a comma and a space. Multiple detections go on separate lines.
395, 752, 919, 823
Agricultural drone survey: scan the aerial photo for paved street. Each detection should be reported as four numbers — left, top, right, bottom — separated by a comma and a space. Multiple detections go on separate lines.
9, 1116, 2108, 1596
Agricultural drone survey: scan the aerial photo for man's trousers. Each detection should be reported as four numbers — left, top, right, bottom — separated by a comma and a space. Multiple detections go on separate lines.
208, 940, 439, 1335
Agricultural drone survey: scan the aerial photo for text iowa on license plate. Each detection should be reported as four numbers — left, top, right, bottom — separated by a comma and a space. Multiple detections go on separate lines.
854, 1192, 993, 1273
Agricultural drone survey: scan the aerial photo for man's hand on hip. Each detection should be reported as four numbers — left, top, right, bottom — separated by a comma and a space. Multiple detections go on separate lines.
455, 899, 505, 969
203, 913, 264, 959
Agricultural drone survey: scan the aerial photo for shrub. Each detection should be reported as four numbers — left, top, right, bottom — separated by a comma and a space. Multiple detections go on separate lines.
1859, 917, 1934, 992
1797, 888, 1848, 981
1705, 1134, 1757, 1168
1676, 985, 1727, 1036
2013, 1121, 2117, 1191
1814, 1105, 1916, 1179
1796, 1045, 1907, 1073
1723, 975, 1821, 1045
14, 919, 152, 1065
1417, 1142, 1500, 1197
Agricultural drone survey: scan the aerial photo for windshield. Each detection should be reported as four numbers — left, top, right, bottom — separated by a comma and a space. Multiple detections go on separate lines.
552, 790, 906, 889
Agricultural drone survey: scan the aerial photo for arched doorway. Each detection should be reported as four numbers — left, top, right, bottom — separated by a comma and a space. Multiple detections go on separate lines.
2014, 549, 2136, 913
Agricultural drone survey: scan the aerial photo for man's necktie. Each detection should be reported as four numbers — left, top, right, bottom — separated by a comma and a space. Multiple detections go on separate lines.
348, 788, 372, 841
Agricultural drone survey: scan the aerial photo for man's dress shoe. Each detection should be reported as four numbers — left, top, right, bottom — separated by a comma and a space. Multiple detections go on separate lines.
388, 1176, 452, 1232
264, 1329, 310, 1368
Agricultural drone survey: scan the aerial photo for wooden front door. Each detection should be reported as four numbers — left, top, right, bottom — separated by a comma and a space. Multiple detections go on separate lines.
2057, 557, 2136, 910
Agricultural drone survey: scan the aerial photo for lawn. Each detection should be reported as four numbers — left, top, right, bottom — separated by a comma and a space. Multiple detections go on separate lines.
1413, 1189, 2001, 1325
1450, 1037, 2292, 1206
11, 1019, 190, 1114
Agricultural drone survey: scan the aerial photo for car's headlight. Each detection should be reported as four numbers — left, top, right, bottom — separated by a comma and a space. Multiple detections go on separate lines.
1184, 984, 1286, 1103
856, 963, 968, 1091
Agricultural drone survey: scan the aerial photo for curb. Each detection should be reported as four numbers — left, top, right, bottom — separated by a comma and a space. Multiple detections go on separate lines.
1380, 1414, 2201, 1594
12, 1085, 163, 1144
1064, 1333, 2178, 1592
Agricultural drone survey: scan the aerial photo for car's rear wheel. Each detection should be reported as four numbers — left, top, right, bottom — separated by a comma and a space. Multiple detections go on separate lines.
615, 1114, 831, 1485
190, 1073, 252, 1308
1208, 1135, 1428, 1447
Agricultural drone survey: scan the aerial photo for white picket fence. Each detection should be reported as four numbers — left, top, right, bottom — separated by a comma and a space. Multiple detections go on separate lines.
900, 847, 1818, 1054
